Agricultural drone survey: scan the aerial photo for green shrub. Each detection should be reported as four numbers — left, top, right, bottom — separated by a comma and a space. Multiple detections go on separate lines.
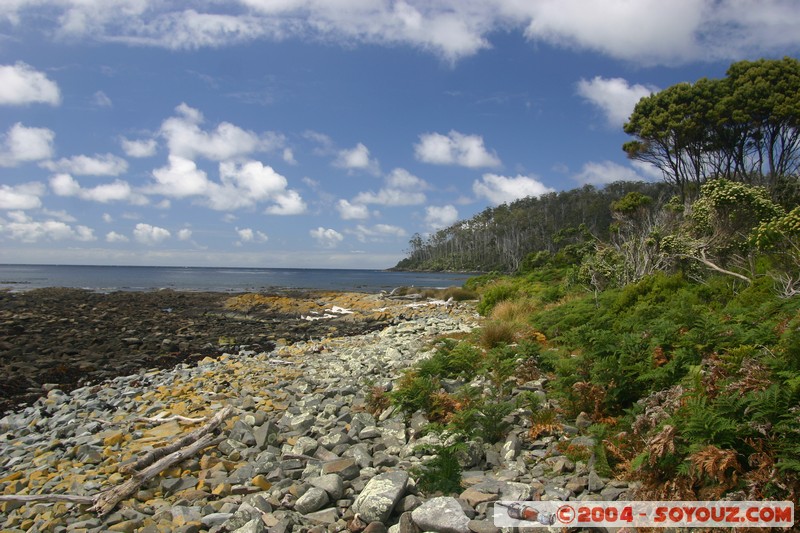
477, 281, 519, 316
412, 441, 465, 495
389, 370, 440, 417
417, 340, 483, 380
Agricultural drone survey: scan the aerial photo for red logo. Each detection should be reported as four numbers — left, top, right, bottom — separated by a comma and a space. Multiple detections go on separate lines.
558, 505, 576, 524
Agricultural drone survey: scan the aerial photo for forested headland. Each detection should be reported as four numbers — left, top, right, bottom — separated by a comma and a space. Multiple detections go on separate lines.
386, 58, 800, 503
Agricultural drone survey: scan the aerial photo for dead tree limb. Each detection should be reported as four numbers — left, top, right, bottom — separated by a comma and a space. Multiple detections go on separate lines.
0, 494, 94, 505
118, 404, 234, 475
89, 433, 221, 516
0, 404, 234, 516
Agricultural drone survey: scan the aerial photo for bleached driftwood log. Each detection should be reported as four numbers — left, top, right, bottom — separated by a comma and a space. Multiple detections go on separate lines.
0, 404, 234, 516
119, 404, 233, 475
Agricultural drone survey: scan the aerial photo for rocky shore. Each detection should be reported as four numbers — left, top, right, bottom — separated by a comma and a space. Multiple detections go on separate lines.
0, 289, 393, 413
0, 291, 630, 533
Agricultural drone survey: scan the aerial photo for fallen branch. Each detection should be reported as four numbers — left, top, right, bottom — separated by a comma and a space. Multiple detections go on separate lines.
0, 494, 94, 505
90, 433, 221, 516
0, 404, 234, 517
118, 404, 234, 475
135, 413, 209, 424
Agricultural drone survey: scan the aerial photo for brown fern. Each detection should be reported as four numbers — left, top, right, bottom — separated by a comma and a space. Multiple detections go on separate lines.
725, 358, 773, 395
528, 407, 562, 440
689, 445, 742, 499
647, 424, 677, 466
743, 437, 776, 500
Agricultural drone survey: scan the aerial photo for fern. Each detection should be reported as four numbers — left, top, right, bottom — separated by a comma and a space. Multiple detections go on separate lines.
680, 397, 740, 449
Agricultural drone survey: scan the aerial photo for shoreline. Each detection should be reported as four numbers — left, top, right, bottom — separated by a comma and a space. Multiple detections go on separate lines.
0, 288, 420, 414
0, 293, 635, 533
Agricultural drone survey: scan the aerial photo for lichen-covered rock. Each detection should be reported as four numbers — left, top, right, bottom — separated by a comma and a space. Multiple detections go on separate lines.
411, 497, 471, 533
352, 471, 409, 523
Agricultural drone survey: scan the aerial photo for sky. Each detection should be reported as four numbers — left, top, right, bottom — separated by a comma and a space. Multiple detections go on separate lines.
1, 1, 799, 269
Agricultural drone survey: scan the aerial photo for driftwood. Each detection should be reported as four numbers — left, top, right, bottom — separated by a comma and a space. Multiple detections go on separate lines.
0, 494, 94, 505
118, 404, 233, 475
0, 404, 234, 516
90, 433, 221, 515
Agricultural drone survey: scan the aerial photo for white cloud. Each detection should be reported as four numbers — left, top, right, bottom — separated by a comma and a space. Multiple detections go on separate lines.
0, 62, 61, 106
349, 223, 407, 243
177, 228, 193, 241
121, 137, 158, 158
236, 227, 268, 244
106, 230, 129, 243
473, 173, 555, 205
310, 226, 343, 248
283, 147, 297, 165
576, 76, 658, 127
1, 211, 95, 243
41, 153, 129, 176
151, 157, 310, 213
415, 130, 501, 168
572, 160, 647, 185
50, 173, 145, 204
336, 199, 369, 220
3, 2, 800, 65
425, 205, 459, 231
160, 102, 284, 161
304, 130, 335, 155
133, 222, 170, 245
102, 213, 114, 223
265, 190, 307, 215
353, 168, 427, 206
92, 90, 112, 107
0, 182, 45, 210
0, 123, 55, 166
50, 173, 81, 196
333, 142, 380, 175
150, 155, 211, 198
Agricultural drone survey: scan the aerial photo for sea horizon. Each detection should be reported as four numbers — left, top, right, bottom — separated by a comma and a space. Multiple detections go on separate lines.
0, 263, 477, 294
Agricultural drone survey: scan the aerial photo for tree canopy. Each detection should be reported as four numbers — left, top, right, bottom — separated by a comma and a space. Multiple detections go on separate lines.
624, 57, 800, 200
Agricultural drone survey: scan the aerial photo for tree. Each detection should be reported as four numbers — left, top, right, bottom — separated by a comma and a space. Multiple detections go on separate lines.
624, 57, 800, 200
623, 79, 720, 200
724, 57, 800, 185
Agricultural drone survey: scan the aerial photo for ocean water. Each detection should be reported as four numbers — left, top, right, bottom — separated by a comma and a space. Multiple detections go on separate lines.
0, 264, 476, 293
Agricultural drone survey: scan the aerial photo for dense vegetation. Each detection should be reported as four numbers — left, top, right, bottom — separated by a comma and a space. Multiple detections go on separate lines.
385, 57, 800, 502
395, 181, 672, 272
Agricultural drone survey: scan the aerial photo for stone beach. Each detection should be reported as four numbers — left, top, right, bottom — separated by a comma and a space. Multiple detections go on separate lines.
0, 289, 629, 532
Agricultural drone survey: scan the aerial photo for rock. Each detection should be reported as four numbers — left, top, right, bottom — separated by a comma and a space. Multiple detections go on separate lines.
550, 457, 575, 474
231, 518, 268, 533
309, 473, 344, 500
459, 487, 499, 508
600, 486, 627, 500
575, 412, 592, 431
500, 435, 520, 463
467, 520, 500, 533
201, 513, 234, 527
364, 522, 389, 533
411, 496, 470, 533
254, 421, 279, 449
352, 470, 409, 523
305, 508, 341, 525
587, 470, 605, 492
294, 486, 330, 514
322, 458, 360, 480
461, 480, 532, 502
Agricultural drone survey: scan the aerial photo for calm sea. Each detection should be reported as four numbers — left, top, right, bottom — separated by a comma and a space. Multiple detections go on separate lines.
0, 264, 476, 293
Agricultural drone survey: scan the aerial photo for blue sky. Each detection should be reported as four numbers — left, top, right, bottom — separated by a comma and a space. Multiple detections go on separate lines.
1, 1, 799, 269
